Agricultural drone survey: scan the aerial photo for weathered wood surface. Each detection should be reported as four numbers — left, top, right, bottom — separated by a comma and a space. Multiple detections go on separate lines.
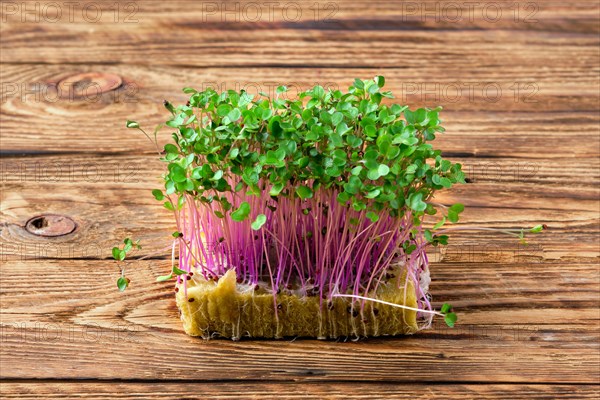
1, 382, 599, 400
1, 153, 598, 261
1, 65, 599, 153
1, 0, 599, 398
1, 257, 598, 382
1, 1, 599, 66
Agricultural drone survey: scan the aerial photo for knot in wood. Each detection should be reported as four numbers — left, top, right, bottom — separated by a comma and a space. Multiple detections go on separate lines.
57, 72, 122, 99
25, 214, 77, 237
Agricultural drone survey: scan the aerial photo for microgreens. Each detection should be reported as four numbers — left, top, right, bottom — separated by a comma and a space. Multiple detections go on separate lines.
440, 303, 457, 328
112, 238, 141, 291
156, 265, 187, 282
115, 77, 545, 330
142, 76, 466, 224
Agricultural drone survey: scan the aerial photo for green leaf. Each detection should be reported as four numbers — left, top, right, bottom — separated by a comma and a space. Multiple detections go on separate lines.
172, 266, 187, 275
404, 109, 416, 124
377, 164, 390, 177
313, 85, 325, 99
156, 274, 173, 282
424, 229, 433, 242
439, 177, 452, 188
414, 108, 427, 124
436, 235, 449, 245
112, 247, 121, 260
295, 185, 313, 199
170, 164, 187, 183
337, 191, 351, 204
117, 276, 129, 292
251, 214, 267, 230
164, 144, 178, 154
152, 189, 164, 201
447, 203, 464, 223
408, 192, 427, 212
364, 188, 380, 199
447, 212, 458, 223
217, 104, 231, 117
163, 100, 175, 114
346, 134, 362, 148
440, 303, 452, 314
366, 211, 379, 222
530, 224, 544, 233
126, 120, 140, 129
331, 112, 344, 126
336, 121, 351, 136
351, 166, 363, 175
404, 243, 417, 254
227, 108, 242, 122
375, 75, 385, 88
231, 202, 251, 221
367, 169, 381, 180
449, 203, 465, 213
269, 182, 284, 196
364, 124, 377, 137
264, 150, 282, 166
444, 312, 457, 328
329, 132, 344, 147
433, 217, 446, 230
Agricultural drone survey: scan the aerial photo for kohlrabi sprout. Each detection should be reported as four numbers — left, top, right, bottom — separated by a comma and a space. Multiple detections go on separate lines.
113, 77, 546, 334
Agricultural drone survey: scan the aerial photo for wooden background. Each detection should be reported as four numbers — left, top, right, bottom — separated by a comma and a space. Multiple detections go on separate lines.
1, 1, 599, 398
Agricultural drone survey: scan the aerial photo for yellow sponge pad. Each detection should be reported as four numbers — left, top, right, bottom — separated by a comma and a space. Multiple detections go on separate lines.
176, 268, 418, 340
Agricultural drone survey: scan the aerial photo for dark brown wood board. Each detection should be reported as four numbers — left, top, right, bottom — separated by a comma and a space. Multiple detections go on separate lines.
1, 1, 599, 398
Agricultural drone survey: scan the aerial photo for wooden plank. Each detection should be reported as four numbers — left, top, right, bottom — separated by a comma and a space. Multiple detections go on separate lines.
1, 382, 599, 399
1, 2, 598, 66
0, 1, 598, 389
1, 0, 598, 28
3, 63, 598, 104
3, 64, 598, 113
1, 64, 598, 153
1, 154, 598, 262
2, 107, 597, 156
1, 64, 597, 115
2, 259, 598, 316
2, 153, 598, 188
0, 258, 598, 382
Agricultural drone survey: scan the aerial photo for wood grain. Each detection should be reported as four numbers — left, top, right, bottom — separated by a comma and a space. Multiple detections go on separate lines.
1, 0, 599, 396
1, 64, 599, 153
1, 154, 598, 263
0, 258, 598, 382
1, 2, 599, 66
1, 382, 599, 399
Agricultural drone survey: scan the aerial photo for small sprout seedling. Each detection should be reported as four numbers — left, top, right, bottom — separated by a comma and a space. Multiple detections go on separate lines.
112, 238, 141, 291
440, 303, 457, 328
156, 266, 187, 282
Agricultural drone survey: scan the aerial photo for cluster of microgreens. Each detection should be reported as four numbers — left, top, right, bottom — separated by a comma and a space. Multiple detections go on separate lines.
113, 77, 546, 329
